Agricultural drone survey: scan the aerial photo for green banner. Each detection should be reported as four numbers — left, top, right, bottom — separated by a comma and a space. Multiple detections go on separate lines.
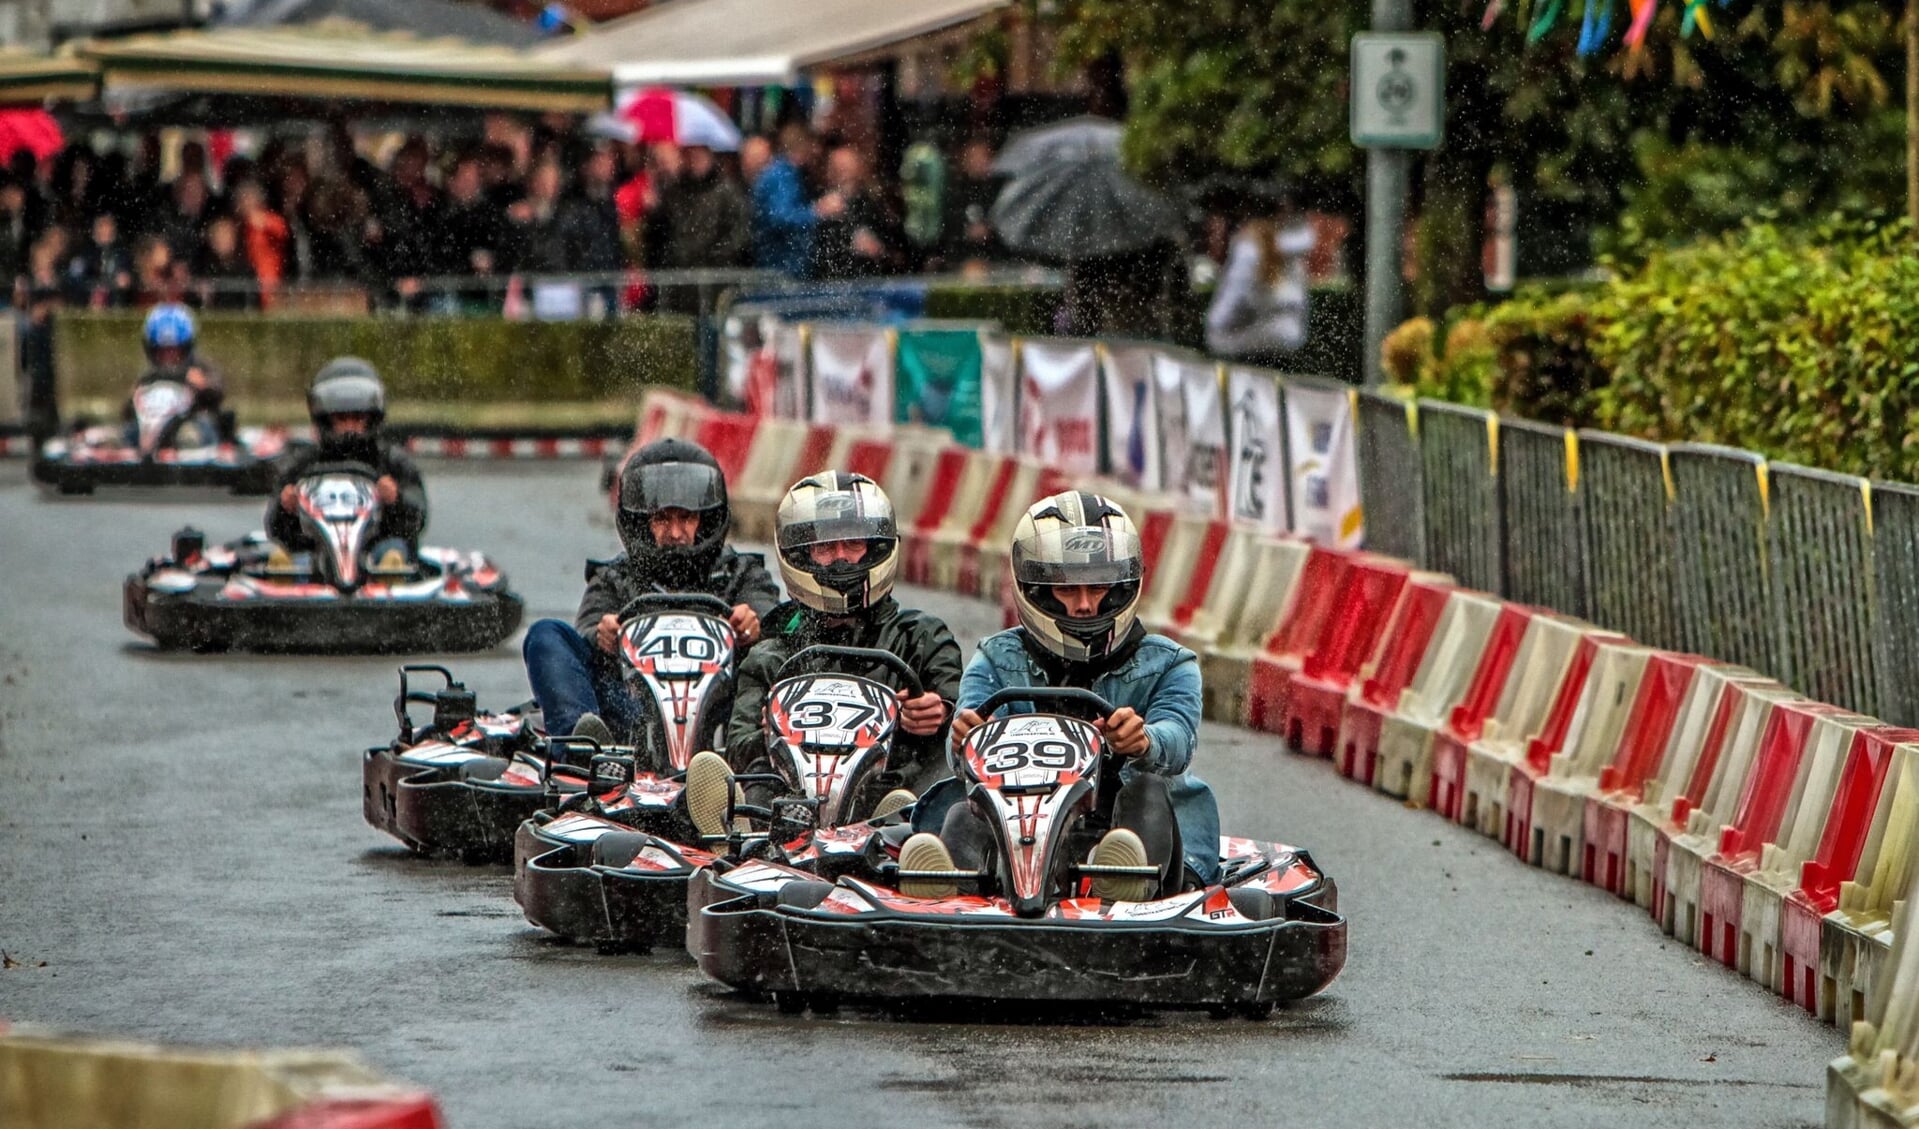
895, 329, 984, 447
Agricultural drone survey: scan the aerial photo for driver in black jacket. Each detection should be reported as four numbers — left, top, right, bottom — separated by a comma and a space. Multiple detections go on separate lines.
522, 437, 781, 743
266, 358, 426, 571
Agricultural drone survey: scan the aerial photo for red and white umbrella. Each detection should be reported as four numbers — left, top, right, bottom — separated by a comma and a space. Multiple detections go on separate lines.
604, 87, 741, 152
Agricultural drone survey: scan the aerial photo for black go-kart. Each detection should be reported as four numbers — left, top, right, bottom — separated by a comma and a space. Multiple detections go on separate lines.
368, 594, 737, 862
33, 379, 284, 495
515, 644, 923, 954
123, 460, 522, 653
687, 687, 1348, 1018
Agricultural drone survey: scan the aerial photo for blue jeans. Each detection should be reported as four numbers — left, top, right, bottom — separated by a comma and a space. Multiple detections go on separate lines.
522, 618, 638, 737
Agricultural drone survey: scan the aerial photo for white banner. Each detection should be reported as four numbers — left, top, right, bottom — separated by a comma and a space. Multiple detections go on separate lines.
1179, 359, 1227, 518
1099, 345, 1161, 490
1284, 383, 1364, 547
772, 320, 807, 420
1149, 352, 1190, 499
1227, 366, 1288, 530
979, 334, 1017, 454
808, 326, 894, 427
1017, 340, 1100, 475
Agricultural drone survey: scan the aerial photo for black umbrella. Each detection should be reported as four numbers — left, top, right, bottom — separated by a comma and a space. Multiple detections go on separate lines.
989, 154, 1184, 262
990, 115, 1121, 177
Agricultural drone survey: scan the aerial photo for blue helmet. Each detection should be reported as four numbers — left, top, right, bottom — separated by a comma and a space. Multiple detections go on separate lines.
142, 304, 196, 356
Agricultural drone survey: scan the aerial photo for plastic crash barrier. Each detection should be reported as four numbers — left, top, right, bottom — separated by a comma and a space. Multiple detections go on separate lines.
1198, 537, 1313, 725
1245, 547, 1355, 734
1334, 575, 1457, 783
1374, 593, 1522, 806
1509, 640, 1655, 876
1272, 561, 1432, 757
1581, 653, 1726, 897
0, 1026, 443, 1129
1824, 745, 1919, 1035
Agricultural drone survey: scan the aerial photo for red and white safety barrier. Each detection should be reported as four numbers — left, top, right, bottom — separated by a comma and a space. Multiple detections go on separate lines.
1375, 593, 1521, 807
1334, 576, 1455, 784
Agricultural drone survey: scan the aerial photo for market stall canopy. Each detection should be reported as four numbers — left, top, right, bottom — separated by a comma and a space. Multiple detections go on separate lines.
0, 49, 99, 106
79, 23, 610, 113
535, 0, 1009, 87
220, 0, 544, 49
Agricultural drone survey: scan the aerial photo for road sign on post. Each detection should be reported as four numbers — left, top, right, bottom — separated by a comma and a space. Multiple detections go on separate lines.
1351, 32, 1446, 150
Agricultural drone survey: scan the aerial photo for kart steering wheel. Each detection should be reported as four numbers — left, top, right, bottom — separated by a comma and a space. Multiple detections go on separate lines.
617, 592, 735, 620
974, 687, 1117, 723
777, 644, 925, 698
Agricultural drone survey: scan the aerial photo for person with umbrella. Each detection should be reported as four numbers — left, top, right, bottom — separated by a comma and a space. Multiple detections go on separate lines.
1204, 179, 1316, 366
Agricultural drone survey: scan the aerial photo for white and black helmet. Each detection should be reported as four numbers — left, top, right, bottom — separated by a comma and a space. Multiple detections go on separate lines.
776, 471, 898, 615
1010, 490, 1144, 663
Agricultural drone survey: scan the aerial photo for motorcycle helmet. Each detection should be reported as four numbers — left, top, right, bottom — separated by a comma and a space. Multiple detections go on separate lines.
617, 438, 730, 583
142, 303, 195, 369
775, 471, 897, 616
1009, 490, 1143, 664
307, 357, 387, 459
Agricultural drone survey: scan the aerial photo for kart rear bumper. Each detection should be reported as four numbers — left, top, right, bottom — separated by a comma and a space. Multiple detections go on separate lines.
513, 819, 692, 951
34, 454, 274, 494
125, 576, 523, 653
362, 747, 545, 859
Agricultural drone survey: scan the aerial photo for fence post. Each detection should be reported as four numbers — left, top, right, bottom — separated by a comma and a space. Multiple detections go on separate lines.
1499, 417, 1586, 619
1418, 400, 1503, 592
1355, 389, 1425, 564
1577, 431, 1680, 648
1668, 443, 1776, 676
1769, 463, 1879, 716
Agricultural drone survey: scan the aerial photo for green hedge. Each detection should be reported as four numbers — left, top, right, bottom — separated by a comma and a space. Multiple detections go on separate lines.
56, 312, 699, 407
1393, 216, 1919, 479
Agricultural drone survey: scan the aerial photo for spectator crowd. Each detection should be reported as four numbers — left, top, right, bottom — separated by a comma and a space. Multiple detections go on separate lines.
0, 119, 1017, 316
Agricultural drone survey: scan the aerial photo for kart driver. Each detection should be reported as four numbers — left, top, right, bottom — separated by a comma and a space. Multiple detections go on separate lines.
681, 471, 964, 838
124, 303, 228, 445
523, 437, 780, 745
266, 357, 427, 573
898, 490, 1221, 903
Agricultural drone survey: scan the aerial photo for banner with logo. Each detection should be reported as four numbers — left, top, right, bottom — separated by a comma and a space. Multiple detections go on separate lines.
808, 326, 894, 427
1149, 351, 1190, 499
1179, 358, 1228, 518
896, 329, 984, 447
1017, 339, 1100, 476
979, 334, 1017, 454
1226, 366, 1288, 530
1098, 344, 1162, 490
1284, 382, 1364, 547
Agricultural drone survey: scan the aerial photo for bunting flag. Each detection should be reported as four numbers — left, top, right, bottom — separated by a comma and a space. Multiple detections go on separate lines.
1526, 0, 1563, 43
1482, 0, 1506, 31
1680, 0, 1714, 38
1625, 0, 1658, 48
1576, 0, 1614, 56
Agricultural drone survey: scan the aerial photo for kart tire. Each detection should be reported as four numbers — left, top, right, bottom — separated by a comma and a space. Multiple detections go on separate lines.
774, 991, 808, 1015
774, 881, 837, 911
188, 636, 229, 654
591, 831, 653, 869
57, 479, 93, 496
1226, 886, 1278, 922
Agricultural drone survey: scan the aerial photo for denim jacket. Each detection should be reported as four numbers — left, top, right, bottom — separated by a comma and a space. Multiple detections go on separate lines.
914, 627, 1221, 883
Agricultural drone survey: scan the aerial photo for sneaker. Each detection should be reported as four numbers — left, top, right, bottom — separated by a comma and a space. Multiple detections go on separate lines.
569, 712, 615, 748
897, 832, 959, 899
686, 750, 745, 840
871, 788, 916, 821
1085, 828, 1155, 903
265, 546, 296, 573
374, 547, 411, 573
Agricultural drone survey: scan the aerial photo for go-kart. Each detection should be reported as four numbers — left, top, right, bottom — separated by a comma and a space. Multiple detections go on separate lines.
687, 688, 1347, 1017
515, 644, 922, 953
122, 460, 522, 653
32, 378, 284, 495
368, 594, 738, 861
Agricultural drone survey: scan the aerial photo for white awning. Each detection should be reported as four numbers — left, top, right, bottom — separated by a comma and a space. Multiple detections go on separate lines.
535, 0, 1008, 88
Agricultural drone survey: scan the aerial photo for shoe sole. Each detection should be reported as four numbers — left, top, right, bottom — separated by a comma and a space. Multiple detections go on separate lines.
898, 833, 958, 899
871, 789, 916, 821
1087, 828, 1154, 903
685, 751, 735, 840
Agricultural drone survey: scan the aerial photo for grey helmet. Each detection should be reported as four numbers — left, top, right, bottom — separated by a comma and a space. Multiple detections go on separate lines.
307, 357, 386, 431
1009, 490, 1144, 663
775, 471, 898, 615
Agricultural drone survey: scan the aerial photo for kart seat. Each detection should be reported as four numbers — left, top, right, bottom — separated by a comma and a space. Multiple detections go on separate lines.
456, 757, 512, 782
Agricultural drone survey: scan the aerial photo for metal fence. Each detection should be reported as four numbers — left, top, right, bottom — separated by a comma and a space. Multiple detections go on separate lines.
1360, 398, 1919, 725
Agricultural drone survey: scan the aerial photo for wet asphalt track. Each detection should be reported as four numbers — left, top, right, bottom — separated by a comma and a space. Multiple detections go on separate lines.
0, 462, 1839, 1128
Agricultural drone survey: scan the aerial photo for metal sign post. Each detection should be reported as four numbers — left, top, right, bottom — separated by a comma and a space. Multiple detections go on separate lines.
1353, 25, 1445, 388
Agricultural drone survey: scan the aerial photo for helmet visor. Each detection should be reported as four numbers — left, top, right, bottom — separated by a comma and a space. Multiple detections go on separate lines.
1013, 526, 1143, 587
778, 495, 896, 550
622, 462, 725, 515
310, 374, 384, 417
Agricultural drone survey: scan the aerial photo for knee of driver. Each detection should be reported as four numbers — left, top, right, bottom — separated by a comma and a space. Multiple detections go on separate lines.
521, 617, 572, 659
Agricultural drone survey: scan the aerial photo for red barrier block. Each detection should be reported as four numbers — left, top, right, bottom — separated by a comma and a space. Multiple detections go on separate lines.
843, 437, 895, 484
254, 1097, 445, 1129
1781, 727, 1919, 1017
1335, 577, 1456, 782
1427, 605, 1535, 821
1502, 632, 1632, 861
1581, 654, 1722, 896
901, 447, 970, 585
1246, 548, 1353, 735
691, 412, 761, 486
1277, 560, 1417, 757
1696, 700, 1854, 967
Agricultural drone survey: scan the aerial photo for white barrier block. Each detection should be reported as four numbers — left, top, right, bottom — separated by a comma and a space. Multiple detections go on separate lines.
1460, 614, 1594, 840
1371, 590, 1506, 802
1525, 642, 1655, 875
